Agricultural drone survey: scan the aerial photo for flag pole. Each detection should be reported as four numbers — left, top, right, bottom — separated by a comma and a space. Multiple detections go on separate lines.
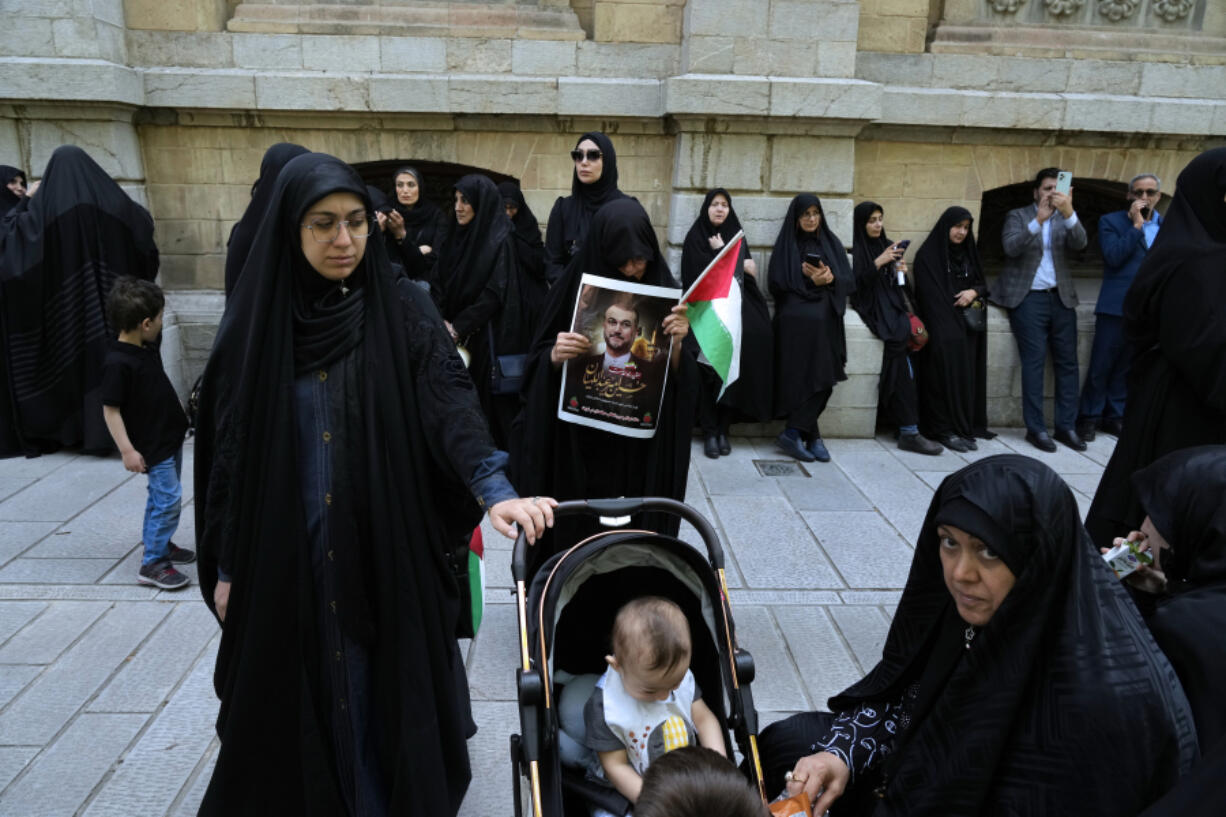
678, 230, 744, 304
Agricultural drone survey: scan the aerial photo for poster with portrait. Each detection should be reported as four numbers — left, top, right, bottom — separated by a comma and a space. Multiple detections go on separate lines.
557, 273, 681, 438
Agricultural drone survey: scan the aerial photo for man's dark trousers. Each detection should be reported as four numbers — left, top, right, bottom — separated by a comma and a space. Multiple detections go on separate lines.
1009, 289, 1078, 434
1078, 313, 1129, 425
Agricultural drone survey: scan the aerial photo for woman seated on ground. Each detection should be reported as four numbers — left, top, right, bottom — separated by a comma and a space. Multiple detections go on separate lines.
912, 207, 994, 452
680, 188, 772, 459
759, 455, 1198, 816
849, 201, 941, 456
1114, 445, 1226, 754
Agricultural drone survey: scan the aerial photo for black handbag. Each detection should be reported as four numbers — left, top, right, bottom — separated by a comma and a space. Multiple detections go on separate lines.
487, 326, 526, 395
961, 298, 987, 333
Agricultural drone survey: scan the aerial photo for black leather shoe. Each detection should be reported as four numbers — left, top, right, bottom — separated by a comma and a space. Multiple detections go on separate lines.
1100, 417, 1123, 438
1075, 420, 1097, 442
899, 433, 943, 456
703, 435, 720, 459
777, 431, 816, 463
961, 437, 978, 451
1025, 430, 1058, 453
1054, 428, 1088, 452
717, 434, 731, 455
939, 435, 970, 453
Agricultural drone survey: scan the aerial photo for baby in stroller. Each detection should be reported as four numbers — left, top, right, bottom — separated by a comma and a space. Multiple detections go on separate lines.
584, 596, 726, 813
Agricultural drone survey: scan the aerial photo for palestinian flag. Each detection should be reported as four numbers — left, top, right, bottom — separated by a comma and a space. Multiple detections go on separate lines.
680, 231, 744, 397
468, 526, 485, 633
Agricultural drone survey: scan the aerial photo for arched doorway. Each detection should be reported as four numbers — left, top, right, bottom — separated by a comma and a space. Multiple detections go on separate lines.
350, 160, 518, 215
976, 178, 1170, 278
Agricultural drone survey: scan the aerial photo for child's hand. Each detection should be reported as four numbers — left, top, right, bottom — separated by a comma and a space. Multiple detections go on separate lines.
122, 449, 146, 473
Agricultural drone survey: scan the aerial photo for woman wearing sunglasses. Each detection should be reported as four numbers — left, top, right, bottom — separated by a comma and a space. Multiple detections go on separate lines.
543, 131, 627, 286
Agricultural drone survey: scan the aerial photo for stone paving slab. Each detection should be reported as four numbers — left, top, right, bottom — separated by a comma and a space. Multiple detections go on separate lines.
802, 511, 915, 589
772, 605, 866, 715
0, 746, 38, 793
714, 495, 844, 590
0, 600, 108, 664
0, 456, 131, 522
0, 522, 59, 566
0, 557, 117, 584
0, 601, 47, 648
0, 665, 40, 710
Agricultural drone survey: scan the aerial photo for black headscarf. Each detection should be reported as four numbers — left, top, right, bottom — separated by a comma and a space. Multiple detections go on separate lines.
849, 201, 910, 344
767, 193, 853, 312
435, 174, 512, 318
569, 131, 623, 214
390, 166, 447, 246
498, 180, 547, 298
194, 153, 488, 815
829, 455, 1198, 815
680, 189, 772, 422
0, 165, 25, 213
224, 142, 308, 298
498, 180, 542, 245
543, 132, 628, 285
0, 145, 158, 458
1087, 148, 1226, 547
1134, 445, 1226, 752
512, 197, 696, 576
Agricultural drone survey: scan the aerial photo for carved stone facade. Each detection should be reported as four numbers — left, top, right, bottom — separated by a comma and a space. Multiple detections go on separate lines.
2, 0, 1224, 433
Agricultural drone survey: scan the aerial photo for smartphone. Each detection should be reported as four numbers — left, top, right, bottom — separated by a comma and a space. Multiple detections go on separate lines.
1139, 205, 1151, 219
895, 239, 911, 251
1055, 171, 1072, 195
804, 252, 825, 267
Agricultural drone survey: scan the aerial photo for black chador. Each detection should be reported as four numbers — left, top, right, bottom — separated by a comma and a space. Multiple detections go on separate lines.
513, 198, 696, 577
543, 131, 627, 285
0, 145, 159, 458
225, 142, 307, 298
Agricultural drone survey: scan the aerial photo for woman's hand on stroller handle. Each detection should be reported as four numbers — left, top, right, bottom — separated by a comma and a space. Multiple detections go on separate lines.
490, 496, 558, 545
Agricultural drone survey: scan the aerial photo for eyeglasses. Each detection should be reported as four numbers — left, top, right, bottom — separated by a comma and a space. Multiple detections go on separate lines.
301, 214, 373, 243
571, 149, 603, 163
1131, 188, 1159, 197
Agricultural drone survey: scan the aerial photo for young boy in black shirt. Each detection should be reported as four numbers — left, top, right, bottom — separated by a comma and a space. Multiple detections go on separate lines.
101, 277, 193, 590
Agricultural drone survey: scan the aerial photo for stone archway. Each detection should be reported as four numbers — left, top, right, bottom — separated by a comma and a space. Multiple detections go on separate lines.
351, 159, 518, 215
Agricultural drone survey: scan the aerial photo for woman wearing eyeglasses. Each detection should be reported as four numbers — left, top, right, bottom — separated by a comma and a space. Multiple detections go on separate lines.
543, 131, 627, 286
433, 173, 535, 447
194, 152, 556, 816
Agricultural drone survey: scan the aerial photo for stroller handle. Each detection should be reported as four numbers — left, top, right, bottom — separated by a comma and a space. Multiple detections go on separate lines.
511, 497, 725, 581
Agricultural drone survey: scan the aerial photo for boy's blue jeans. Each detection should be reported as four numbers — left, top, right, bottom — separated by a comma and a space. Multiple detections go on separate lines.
142, 448, 182, 566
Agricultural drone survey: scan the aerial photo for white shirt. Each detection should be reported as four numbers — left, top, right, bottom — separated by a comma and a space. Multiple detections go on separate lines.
1026, 212, 1078, 291
602, 350, 631, 375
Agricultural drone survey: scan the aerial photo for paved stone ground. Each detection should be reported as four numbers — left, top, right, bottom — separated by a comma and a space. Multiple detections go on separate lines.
0, 431, 1115, 815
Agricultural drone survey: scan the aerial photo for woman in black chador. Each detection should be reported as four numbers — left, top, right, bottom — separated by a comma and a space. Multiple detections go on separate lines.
680, 188, 772, 458
513, 198, 696, 577
912, 206, 993, 452
380, 166, 448, 284
194, 153, 554, 816
1, 165, 27, 214
759, 455, 1198, 817
225, 142, 308, 298
432, 173, 534, 447
1087, 147, 1226, 548
850, 201, 940, 456
0, 145, 159, 458
769, 194, 854, 464
543, 131, 627, 286
498, 180, 547, 295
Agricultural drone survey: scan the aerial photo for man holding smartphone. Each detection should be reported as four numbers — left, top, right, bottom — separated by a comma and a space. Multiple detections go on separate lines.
996, 167, 1088, 452
1076, 174, 1163, 442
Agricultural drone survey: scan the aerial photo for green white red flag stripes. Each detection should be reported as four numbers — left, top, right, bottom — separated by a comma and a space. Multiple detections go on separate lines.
680, 231, 744, 398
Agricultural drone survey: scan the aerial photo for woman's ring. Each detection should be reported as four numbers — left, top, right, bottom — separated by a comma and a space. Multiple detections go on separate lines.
785, 770, 808, 783
532, 496, 541, 504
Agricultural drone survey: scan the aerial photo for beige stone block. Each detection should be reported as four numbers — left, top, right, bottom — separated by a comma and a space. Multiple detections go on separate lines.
232, 33, 302, 70
878, 87, 963, 127
666, 74, 770, 116
674, 133, 765, 190
973, 56, 1071, 94
145, 68, 257, 108
157, 219, 221, 255
28, 119, 145, 181
768, 78, 882, 120
1140, 63, 1226, 100
860, 0, 929, 18
818, 40, 858, 79
123, 0, 229, 32
254, 73, 370, 112
857, 16, 925, 54
576, 41, 679, 77
682, 35, 734, 74
557, 77, 662, 117
369, 75, 449, 113
449, 76, 557, 114
1061, 93, 1145, 133
446, 38, 512, 73
960, 91, 1065, 131
1066, 60, 1143, 96
3, 56, 143, 106
855, 52, 933, 85
853, 162, 906, 201
302, 35, 379, 73
1147, 99, 1217, 136
687, 0, 767, 38
377, 36, 446, 73
127, 30, 234, 68
770, 136, 854, 194
0, 17, 54, 58
594, 3, 682, 45
511, 39, 576, 76
770, 0, 860, 42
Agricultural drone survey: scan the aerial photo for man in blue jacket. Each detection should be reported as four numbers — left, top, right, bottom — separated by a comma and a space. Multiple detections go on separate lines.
1076, 174, 1163, 440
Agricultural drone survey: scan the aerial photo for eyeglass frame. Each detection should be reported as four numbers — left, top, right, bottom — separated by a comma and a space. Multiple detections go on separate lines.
300, 213, 374, 243
570, 149, 603, 163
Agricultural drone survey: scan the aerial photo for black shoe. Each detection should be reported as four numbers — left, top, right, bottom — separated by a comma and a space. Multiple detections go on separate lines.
777, 431, 815, 463
703, 435, 720, 459
899, 433, 943, 456
167, 542, 196, 564
1025, 430, 1058, 453
807, 436, 831, 463
961, 437, 978, 451
717, 434, 731, 456
939, 435, 970, 453
137, 560, 190, 590
1075, 420, 1097, 442
1054, 428, 1088, 451
1100, 417, 1124, 438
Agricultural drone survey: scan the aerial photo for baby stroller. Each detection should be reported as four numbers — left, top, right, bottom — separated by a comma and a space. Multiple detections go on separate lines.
510, 497, 766, 817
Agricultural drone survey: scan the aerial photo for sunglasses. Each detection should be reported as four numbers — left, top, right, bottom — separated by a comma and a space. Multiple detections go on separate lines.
1131, 188, 1158, 196
571, 149, 603, 163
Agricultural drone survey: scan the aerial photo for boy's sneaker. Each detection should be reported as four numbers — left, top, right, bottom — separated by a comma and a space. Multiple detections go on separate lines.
167, 542, 196, 564
137, 560, 190, 590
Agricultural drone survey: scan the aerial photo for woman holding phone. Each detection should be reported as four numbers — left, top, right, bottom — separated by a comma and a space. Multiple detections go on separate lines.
850, 201, 941, 456
769, 194, 854, 462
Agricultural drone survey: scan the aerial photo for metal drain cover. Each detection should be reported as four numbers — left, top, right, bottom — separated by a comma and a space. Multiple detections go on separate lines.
753, 459, 810, 478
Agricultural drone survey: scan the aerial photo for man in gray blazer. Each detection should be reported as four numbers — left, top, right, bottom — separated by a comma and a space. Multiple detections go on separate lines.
996, 168, 1088, 452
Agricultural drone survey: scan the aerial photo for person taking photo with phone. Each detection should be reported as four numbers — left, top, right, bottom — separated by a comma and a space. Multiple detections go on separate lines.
1075, 173, 1163, 442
